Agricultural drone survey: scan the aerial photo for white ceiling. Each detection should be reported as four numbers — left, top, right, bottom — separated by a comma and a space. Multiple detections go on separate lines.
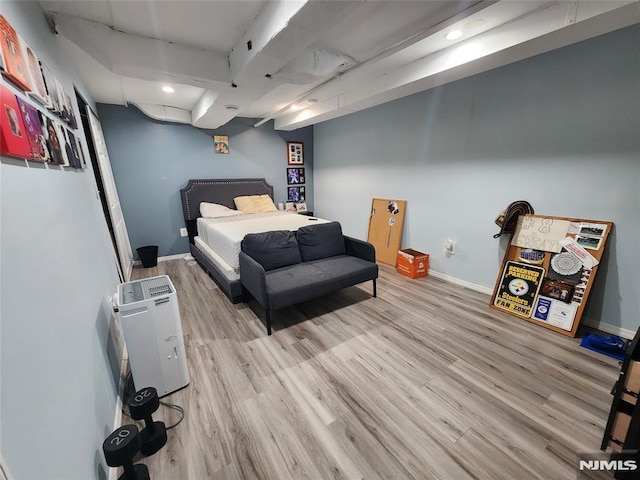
39, 0, 640, 131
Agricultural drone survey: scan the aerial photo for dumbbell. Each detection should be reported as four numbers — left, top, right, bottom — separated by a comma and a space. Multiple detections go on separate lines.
102, 424, 150, 480
128, 387, 167, 456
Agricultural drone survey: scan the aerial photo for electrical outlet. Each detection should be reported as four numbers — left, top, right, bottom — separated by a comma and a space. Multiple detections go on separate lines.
445, 239, 456, 255
180, 228, 188, 237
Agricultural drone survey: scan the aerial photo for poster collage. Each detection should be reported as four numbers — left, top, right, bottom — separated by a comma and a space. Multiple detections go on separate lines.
0, 14, 86, 169
286, 141, 306, 212
492, 215, 610, 334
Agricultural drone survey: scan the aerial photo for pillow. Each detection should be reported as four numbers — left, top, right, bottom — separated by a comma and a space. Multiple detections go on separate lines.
296, 221, 346, 261
241, 230, 301, 271
234, 194, 278, 214
200, 202, 243, 218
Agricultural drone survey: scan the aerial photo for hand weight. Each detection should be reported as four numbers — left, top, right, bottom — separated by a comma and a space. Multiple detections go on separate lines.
128, 387, 168, 456
102, 424, 150, 480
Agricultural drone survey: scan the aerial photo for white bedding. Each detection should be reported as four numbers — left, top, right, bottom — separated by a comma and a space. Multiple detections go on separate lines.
194, 236, 239, 281
196, 211, 329, 271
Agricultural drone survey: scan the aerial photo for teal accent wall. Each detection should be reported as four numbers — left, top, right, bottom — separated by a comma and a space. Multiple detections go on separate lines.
313, 25, 640, 334
97, 104, 313, 258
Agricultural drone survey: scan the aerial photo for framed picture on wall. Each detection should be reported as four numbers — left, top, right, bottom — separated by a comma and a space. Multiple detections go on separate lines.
287, 141, 304, 165
25, 46, 49, 107
287, 186, 306, 202
287, 167, 305, 184
214, 135, 229, 154
0, 84, 32, 159
16, 96, 45, 162
0, 15, 32, 91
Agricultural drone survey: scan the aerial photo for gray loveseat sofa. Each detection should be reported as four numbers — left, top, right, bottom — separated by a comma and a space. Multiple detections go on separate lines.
239, 221, 378, 335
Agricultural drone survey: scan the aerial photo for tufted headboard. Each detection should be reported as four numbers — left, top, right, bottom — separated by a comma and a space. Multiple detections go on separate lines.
180, 178, 275, 243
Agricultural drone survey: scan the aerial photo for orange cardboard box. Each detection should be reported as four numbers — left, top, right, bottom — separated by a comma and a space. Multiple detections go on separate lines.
397, 249, 429, 279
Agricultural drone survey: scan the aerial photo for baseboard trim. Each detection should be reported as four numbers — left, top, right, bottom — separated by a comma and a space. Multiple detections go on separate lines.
429, 270, 635, 339
582, 317, 635, 340
133, 253, 189, 266
113, 350, 128, 430
109, 347, 129, 480
159, 253, 190, 262
428, 270, 494, 296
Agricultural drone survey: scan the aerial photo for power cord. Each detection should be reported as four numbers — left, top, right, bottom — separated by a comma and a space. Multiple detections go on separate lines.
122, 371, 185, 430
159, 401, 185, 430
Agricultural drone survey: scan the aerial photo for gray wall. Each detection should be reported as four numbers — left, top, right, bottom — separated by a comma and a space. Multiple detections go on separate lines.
1, 1, 123, 479
97, 104, 313, 258
314, 24, 640, 334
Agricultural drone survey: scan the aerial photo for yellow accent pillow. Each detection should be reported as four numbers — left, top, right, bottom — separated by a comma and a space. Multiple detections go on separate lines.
233, 194, 278, 214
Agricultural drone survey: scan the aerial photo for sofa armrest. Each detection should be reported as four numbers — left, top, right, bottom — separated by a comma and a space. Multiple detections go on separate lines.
344, 236, 376, 263
239, 251, 269, 308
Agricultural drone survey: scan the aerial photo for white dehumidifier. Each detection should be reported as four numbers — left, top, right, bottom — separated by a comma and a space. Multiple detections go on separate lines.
116, 275, 189, 397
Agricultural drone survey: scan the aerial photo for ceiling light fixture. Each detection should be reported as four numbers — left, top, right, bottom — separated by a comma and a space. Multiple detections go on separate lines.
445, 30, 463, 40
290, 104, 301, 112
224, 104, 239, 111
162, 85, 175, 93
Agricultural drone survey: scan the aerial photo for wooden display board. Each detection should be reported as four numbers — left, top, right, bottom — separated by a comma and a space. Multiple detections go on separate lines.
367, 198, 406, 266
490, 214, 612, 337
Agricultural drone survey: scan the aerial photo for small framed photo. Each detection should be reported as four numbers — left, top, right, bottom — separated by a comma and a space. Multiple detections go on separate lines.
287, 141, 304, 165
296, 202, 308, 213
287, 167, 305, 185
287, 186, 306, 202
285, 202, 296, 212
214, 135, 229, 154
575, 234, 602, 250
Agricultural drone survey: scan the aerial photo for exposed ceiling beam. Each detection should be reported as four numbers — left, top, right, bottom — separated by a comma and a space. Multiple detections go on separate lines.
191, 0, 366, 128
51, 12, 231, 89
274, 0, 639, 130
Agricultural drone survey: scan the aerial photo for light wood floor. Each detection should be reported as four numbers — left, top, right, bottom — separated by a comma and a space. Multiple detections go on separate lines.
127, 258, 619, 479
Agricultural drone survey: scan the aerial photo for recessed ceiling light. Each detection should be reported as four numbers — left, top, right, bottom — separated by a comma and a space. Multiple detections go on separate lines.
290, 104, 301, 111
224, 104, 239, 111
445, 30, 463, 40
162, 85, 175, 93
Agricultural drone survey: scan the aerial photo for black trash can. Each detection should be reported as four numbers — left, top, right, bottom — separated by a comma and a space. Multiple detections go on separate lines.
136, 245, 158, 268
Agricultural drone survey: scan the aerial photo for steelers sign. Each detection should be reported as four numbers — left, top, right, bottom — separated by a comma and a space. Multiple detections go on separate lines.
493, 261, 545, 318
508, 279, 529, 296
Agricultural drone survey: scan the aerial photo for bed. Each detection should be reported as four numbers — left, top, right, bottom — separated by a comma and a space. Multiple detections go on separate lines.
180, 178, 327, 303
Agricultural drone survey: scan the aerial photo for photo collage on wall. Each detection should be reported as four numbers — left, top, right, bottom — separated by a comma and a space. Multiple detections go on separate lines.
491, 214, 611, 336
0, 14, 85, 169
286, 141, 306, 212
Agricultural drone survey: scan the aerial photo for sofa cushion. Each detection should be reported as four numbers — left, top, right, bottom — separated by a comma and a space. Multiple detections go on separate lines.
241, 230, 301, 271
297, 221, 346, 262
265, 263, 333, 310
264, 255, 378, 310
312, 255, 379, 289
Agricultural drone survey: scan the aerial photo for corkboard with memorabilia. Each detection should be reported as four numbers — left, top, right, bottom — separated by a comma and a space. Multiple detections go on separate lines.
490, 214, 613, 337
367, 198, 406, 266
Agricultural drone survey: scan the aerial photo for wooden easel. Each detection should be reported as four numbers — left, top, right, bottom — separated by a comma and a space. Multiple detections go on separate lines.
367, 198, 406, 266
